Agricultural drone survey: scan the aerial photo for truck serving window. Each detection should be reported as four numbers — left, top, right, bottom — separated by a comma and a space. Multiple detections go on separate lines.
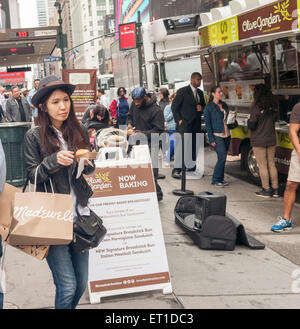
217, 43, 270, 83
275, 37, 300, 89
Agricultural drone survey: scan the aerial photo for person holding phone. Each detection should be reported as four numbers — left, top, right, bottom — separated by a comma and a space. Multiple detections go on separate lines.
204, 86, 237, 188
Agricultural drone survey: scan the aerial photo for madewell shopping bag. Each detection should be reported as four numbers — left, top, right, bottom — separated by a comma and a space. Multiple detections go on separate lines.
0, 184, 20, 241
7, 167, 74, 246
15, 245, 50, 260
0, 183, 50, 260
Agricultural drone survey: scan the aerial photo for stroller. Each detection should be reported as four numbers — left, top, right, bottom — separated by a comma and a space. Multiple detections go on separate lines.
94, 127, 129, 154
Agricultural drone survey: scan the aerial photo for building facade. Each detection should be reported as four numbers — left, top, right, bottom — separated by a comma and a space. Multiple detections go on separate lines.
36, 0, 48, 26
0, 0, 20, 30
69, 0, 114, 70
53, 0, 74, 69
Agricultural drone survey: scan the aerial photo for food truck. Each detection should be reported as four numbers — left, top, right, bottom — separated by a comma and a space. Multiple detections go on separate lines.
198, 0, 299, 181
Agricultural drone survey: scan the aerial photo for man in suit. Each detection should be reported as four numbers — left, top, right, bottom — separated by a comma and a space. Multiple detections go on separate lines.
5, 86, 32, 123
171, 72, 206, 179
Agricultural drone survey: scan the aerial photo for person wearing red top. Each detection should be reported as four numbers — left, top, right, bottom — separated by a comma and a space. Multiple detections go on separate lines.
109, 87, 129, 128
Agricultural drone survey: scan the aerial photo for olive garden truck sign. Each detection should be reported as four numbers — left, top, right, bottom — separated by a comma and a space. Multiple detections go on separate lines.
238, 0, 298, 40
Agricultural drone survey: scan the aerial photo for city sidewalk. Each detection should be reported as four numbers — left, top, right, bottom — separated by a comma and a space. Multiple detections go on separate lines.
2, 149, 300, 309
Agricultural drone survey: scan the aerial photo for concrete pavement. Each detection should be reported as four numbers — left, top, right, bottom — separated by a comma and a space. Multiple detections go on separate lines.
2, 148, 300, 309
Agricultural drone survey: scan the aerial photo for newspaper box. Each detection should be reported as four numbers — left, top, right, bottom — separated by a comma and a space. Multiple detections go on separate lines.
86, 146, 172, 304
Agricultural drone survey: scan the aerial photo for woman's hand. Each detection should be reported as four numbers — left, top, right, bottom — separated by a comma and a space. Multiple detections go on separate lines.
57, 150, 74, 166
210, 142, 217, 148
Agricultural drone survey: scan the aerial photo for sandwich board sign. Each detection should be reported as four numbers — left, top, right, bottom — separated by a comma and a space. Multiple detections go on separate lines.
85, 146, 172, 304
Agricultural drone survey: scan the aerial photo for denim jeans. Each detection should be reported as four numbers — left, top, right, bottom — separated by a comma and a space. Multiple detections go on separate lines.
165, 130, 176, 163
0, 292, 3, 309
212, 136, 231, 184
46, 245, 89, 309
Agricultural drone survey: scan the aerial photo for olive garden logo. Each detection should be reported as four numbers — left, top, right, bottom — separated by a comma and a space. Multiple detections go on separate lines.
241, 0, 292, 33
86, 171, 113, 192
274, 0, 292, 21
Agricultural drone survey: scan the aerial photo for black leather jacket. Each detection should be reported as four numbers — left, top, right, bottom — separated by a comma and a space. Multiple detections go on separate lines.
24, 126, 95, 207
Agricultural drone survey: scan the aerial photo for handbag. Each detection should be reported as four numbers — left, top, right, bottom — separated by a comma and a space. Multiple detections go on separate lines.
8, 166, 74, 246
227, 120, 238, 130
71, 202, 107, 253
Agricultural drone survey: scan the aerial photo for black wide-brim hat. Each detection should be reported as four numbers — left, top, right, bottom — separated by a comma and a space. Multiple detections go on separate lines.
31, 75, 76, 108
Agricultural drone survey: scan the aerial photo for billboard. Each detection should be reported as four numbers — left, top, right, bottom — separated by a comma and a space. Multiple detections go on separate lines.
0, 0, 11, 30
115, 0, 150, 38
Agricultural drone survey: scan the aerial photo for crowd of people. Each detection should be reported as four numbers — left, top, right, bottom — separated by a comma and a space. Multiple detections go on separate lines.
0, 79, 40, 124
1, 71, 300, 309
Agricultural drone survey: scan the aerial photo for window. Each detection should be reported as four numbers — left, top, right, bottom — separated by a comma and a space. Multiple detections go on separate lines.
160, 57, 201, 85
275, 37, 300, 89
214, 43, 271, 106
216, 43, 270, 83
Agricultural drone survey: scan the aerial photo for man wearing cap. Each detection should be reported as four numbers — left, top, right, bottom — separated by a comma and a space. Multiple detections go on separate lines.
127, 87, 164, 201
5, 86, 32, 123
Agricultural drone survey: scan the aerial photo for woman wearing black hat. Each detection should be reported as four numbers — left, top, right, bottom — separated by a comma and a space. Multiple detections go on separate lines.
24, 76, 95, 309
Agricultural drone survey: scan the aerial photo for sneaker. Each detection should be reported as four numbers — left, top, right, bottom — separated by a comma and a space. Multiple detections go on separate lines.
221, 180, 229, 186
255, 188, 273, 198
271, 216, 292, 232
212, 182, 225, 188
272, 188, 280, 198
186, 171, 203, 180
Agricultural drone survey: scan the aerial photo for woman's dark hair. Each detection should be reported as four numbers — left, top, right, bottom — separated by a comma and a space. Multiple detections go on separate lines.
209, 85, 221, 103
253, 84, 276, 115
93, 104, 109, 124
117, 87, 127, 96
159, 88, 169, 100
37, 87, 88, 155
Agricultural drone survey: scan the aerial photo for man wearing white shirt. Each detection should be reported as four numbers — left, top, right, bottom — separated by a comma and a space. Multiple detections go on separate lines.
27, 79, 40, 118
97, 89, 109, 109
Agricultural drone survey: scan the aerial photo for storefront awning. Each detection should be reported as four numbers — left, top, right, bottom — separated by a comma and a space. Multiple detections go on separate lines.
0, 26, 59, 67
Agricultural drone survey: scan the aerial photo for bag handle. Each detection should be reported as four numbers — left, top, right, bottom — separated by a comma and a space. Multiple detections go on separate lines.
27, 165, 55, 195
